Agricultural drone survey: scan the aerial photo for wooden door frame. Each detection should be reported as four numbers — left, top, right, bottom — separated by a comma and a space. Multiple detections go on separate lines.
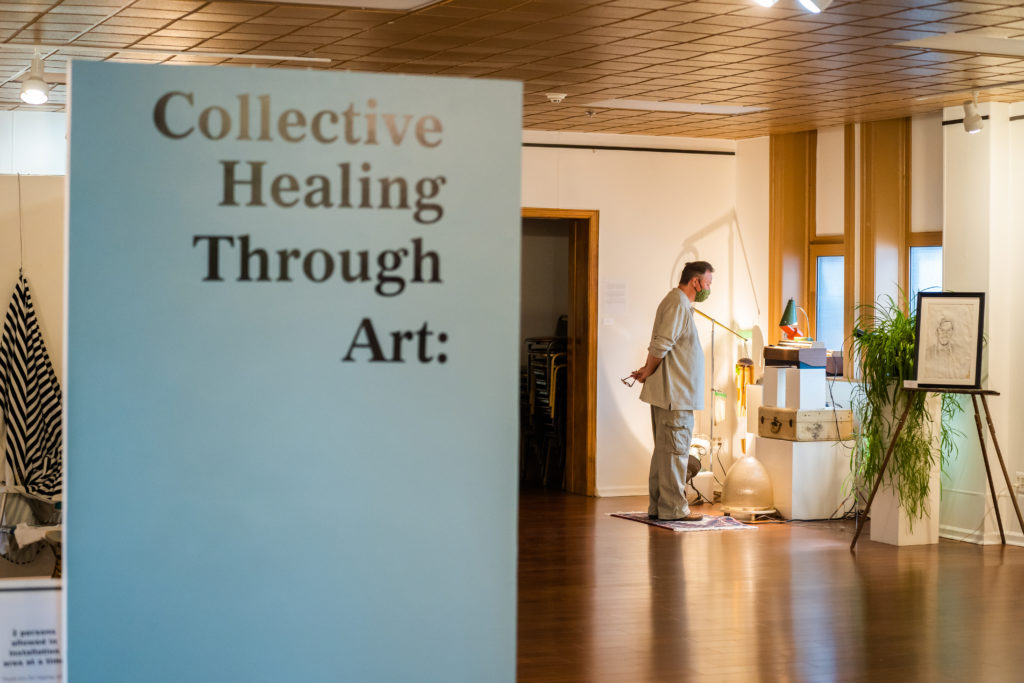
521, 208, 598, 496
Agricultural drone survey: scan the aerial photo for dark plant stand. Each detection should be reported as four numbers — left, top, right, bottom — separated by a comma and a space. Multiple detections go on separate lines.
851, 388, 1024, 551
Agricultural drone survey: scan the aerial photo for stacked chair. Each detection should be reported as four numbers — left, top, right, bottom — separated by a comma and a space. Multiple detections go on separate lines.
520, 335, 568, 489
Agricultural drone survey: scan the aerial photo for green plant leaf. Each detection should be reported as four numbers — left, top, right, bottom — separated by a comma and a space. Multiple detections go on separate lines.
849, 291, 962, 529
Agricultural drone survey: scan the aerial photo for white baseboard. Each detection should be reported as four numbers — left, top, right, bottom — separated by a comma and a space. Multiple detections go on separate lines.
942, 488, 983, 498
595, 485, 647, 497
938, 523, 1023, 545
596, 483, 717, 498
940, 524, 990, 544
939, 489, 1024, 545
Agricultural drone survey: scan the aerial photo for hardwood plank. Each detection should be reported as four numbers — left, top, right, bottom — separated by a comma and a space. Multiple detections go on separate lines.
517, 491, 1024, 682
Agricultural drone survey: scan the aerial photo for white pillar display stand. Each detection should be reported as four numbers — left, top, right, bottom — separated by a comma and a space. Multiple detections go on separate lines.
869, 462, 940, 545
868, 392, 941, 546
851, 389, 1024, 550
756, 436, 849, 520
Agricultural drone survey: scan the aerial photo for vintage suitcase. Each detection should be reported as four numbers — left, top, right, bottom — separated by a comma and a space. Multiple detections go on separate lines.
757, 406, 854, 442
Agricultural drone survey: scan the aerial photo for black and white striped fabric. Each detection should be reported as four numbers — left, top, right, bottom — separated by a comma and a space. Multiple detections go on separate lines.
0, 273, 63, 499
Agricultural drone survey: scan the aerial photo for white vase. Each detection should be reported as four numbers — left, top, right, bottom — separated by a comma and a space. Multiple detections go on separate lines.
868, 391, 941, 546
870, 462, 940, 545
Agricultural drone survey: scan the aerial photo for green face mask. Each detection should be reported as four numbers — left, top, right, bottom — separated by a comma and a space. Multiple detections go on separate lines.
695, 284, 711, 303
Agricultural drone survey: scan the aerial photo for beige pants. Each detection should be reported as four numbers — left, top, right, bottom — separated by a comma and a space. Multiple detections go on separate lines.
648, 406, 694, 519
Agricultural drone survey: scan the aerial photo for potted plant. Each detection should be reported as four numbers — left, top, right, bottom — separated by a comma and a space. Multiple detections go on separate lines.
850, 294, 962, 544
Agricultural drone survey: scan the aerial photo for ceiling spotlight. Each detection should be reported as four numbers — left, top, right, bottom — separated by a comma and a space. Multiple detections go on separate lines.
752, 0, 778, 6
963, 96, 983, 134
19, 50, 49, 105
798, 0, 833, 12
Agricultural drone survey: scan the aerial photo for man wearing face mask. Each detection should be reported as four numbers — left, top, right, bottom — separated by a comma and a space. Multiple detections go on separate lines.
630, 261, 713, 521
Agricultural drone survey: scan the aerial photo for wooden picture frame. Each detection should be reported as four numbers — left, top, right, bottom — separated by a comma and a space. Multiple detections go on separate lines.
913, 292, 985, 390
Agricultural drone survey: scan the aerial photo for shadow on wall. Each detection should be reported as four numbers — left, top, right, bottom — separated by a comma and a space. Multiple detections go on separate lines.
670, 209, 761, 318
599, 207, 768, 496
598, 353, 654, 494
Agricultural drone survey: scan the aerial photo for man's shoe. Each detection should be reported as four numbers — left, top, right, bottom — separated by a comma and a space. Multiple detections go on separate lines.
660, 513, 704, 522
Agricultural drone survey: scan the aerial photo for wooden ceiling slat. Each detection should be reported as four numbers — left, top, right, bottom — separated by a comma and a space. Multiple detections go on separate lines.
7, 0, 1024, 138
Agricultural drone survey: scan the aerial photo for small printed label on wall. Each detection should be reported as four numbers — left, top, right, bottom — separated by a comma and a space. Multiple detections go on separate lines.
603, 279, 629, 316
0, 580, 61, 682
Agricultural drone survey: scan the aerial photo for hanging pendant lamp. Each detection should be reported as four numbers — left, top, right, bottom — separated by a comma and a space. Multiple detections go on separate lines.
20, 50, 49, 105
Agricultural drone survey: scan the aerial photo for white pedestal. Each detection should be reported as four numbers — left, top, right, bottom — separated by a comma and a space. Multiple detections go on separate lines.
756, 436, 850, 520
784, 367, 826, 410
868, 392, 941, 546
745, 385, 763, 434
869, 464, 941, 546
763, 367, 786, 407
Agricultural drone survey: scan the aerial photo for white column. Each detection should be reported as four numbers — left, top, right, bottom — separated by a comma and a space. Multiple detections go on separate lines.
941, 101, 1021, 544
1001, 103, 1024, 543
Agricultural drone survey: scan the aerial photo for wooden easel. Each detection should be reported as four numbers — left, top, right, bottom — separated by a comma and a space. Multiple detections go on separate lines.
850, 388, 1024, 550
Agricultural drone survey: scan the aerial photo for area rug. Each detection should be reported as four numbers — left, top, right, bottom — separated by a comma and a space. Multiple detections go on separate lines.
610, 512, 756, 532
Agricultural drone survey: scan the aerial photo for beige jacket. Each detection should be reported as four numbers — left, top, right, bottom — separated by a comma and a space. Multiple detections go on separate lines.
639, 288, 704, 411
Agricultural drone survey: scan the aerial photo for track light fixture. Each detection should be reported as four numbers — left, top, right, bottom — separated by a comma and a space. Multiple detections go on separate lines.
798, 0, 833, 11
751, 0, 832, 11
19, 50, 49, 105
963, 94, 983, 134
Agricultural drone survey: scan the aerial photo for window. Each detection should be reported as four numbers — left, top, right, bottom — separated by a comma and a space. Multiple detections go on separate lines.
815, 256, 845, 352
808, 242, 846, 353
909, 245, 942, 314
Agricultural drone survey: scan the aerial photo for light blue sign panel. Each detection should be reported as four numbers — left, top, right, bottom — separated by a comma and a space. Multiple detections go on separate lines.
67, 61, 521, 682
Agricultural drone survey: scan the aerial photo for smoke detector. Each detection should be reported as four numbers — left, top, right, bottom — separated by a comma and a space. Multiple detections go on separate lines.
546, 93, 567, 104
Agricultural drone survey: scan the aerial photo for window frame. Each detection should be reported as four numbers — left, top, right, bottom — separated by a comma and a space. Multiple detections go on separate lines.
907, 231, 942, 249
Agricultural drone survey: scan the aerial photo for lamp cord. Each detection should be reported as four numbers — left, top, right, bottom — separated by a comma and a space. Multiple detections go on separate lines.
17, 173, 24, 274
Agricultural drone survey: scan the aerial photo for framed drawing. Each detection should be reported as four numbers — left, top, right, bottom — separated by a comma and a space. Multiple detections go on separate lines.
913, 292, 985, 389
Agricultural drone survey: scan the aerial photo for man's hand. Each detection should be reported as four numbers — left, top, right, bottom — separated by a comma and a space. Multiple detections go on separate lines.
631, 367, 652, 383
631, 353, 663, 384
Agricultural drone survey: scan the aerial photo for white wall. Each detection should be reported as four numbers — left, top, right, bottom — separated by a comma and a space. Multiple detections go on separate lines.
912, 112, 943, 232
735, 137, 771, 460
1008, 102, 1024, 543
0, 113, 66, 378
816, 126, 845, 238
522, 130, 764, 496
734, 138, 771, 467
0, 175, 65, 382
0, 112, 67, 175
520, 219, 569, 365
0, 116, 66, 487
941, 102, 992, 542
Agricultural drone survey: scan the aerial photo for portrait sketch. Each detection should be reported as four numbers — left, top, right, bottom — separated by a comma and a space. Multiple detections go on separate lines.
914, 292, 984, 389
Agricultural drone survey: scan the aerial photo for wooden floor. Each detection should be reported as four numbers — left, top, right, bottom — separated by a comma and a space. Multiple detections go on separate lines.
517, 490, 1024, 682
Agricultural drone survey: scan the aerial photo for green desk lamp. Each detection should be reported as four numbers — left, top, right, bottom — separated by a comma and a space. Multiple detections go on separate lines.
779, 298, 808, 340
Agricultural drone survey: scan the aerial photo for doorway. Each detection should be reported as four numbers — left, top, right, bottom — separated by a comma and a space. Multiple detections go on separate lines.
519, 208, 598, 496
